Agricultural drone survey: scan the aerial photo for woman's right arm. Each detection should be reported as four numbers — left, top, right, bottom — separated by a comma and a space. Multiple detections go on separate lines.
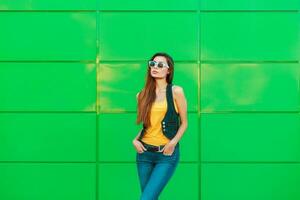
132, 129, 142, 142
133, 91, 141, 142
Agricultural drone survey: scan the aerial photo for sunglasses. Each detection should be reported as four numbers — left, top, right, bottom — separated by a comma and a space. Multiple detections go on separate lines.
148, 60, 169, 69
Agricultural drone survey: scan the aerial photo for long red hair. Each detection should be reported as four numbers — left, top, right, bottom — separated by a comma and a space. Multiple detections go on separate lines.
136, 52, 175, 128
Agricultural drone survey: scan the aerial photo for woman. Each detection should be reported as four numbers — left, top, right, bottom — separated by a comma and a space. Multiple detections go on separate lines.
132, 52, 188, 200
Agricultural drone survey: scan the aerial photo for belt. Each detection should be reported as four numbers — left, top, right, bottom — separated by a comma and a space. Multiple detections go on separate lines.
139, 140, 165, 152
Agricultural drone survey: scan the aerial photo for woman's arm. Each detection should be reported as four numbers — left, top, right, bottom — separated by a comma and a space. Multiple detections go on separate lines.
133, 129, 142, 142
170, 85, 188, 145
133, 92, 141, 142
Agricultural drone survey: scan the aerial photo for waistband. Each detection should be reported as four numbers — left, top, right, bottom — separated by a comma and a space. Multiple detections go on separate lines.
139, 140, 165, 152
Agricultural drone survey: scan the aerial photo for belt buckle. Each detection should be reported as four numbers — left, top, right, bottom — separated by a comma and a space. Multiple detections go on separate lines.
157, 145, 162, 152
143, 143, 162, 152
148, 145, 159, 152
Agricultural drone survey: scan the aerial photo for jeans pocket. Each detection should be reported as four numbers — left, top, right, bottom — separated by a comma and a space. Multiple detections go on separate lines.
137, 150, 146, 154
161, 147, 179, 162
136, 150, 152, 162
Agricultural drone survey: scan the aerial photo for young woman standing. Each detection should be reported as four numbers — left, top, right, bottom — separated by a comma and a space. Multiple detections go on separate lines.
132, 52, 188, 200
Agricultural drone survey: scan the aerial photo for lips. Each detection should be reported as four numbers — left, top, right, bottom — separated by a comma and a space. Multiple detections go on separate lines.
152, 70, 159, 73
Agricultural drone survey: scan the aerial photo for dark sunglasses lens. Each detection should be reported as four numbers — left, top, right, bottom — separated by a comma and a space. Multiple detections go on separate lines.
149, 61, 155, 67
158, 62, 164, 68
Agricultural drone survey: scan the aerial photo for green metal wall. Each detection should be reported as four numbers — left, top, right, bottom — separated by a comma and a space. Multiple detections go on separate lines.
0, 1, 299, 200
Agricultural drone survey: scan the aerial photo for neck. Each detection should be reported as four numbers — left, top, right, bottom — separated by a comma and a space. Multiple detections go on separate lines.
155, 79, 168, 90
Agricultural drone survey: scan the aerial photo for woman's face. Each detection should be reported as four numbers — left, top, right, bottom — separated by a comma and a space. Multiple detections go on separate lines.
150, 56, 170, 78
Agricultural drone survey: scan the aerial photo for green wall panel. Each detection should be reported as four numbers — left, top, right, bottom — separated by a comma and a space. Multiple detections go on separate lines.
0, 113, 96, 161
98, 113, 198, 162
0, 163, 96, 200
100, 0, 198, 10
0, 63, 96, 111
202, 164, 300, 200
0, 12, 96, 60
3, 0, 298, 11
99, 163, 199, 200
201, 12, 299, 61
0, 1, 299, 199
98, 62, 198, 112
201, 113, 300, 162
0, 0, 97, 10
201, 0, 300, 10
201, 63, 300, 111
99, 12, 198, 61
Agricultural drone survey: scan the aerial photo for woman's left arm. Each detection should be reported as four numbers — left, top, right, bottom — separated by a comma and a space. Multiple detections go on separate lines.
170, 85, 188, 145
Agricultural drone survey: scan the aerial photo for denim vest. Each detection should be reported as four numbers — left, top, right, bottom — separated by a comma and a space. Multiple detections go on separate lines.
138, 83, 180, 145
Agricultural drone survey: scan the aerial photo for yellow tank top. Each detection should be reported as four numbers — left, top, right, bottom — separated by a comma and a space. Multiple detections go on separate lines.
141, 98, 179, 146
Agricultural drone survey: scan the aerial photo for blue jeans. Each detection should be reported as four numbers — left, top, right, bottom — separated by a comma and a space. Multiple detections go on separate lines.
136, 144, 180, 200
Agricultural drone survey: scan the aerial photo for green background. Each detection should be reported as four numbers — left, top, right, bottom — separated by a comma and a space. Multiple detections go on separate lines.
0, 0, 299, 199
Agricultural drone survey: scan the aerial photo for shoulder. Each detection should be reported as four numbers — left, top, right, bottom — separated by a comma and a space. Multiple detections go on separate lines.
136, 89, 144, 101
171, 84, 184, 99
136, 88, 146, 100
